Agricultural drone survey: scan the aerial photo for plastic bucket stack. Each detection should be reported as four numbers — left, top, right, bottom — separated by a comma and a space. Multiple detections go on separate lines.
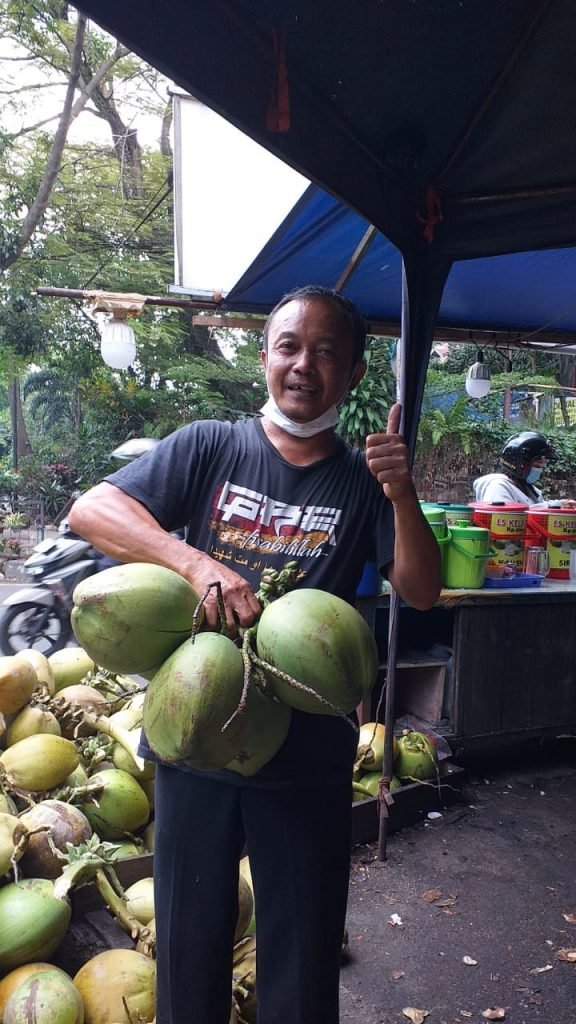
443, 522, 491, 589
470, 502, 528, 574
421, 504, 450, 575
525, 507, 576, 579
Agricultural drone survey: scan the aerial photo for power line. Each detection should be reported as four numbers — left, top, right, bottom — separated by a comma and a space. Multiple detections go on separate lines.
82, 181, 172, 289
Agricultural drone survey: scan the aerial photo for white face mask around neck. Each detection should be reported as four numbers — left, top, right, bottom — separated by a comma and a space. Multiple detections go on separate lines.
260, 396, 340, 438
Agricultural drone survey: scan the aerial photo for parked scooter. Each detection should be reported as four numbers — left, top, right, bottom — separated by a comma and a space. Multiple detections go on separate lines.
0, 437, 160, 657
0, 526, 101, 656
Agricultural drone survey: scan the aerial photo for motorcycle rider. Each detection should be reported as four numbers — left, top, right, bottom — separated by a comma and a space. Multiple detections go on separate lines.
473, 431, 561, 504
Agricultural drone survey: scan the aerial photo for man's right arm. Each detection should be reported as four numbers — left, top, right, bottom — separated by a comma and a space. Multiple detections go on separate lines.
68, 483, 261, 631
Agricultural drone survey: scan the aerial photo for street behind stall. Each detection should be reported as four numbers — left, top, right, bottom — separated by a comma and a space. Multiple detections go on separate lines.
341, 745, 576, 1024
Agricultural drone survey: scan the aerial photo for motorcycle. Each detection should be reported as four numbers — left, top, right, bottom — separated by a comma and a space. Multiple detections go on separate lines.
0, 528, 103, 657
0, 438, 161, 658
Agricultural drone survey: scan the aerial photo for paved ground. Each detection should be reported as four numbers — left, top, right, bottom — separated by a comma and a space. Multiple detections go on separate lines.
341, 743, 576, 1024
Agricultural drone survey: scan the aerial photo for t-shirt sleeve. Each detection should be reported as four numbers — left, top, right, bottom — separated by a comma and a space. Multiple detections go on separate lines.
103, 422, 221, 532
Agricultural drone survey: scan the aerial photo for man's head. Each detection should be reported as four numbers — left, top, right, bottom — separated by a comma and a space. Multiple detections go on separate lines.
260, 287, 367, 425
262, 286, 367, 365
499, 431, 557, 482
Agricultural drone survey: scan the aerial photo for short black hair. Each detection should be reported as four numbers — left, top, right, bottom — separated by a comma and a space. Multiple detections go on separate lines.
262, 285, 367, 365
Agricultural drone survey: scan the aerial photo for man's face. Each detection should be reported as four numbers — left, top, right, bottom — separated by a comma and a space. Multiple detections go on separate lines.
260, 298, 365, 423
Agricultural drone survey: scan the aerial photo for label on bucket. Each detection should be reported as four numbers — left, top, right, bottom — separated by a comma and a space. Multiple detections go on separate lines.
472, 503, 527, 536
528, 507, 576, 537
488, 538, 524, 572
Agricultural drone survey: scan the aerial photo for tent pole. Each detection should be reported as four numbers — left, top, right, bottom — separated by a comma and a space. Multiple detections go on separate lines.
377, 260, 409, 861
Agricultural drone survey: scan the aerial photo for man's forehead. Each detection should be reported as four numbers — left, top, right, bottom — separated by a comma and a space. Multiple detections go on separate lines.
268, 298, 354, 338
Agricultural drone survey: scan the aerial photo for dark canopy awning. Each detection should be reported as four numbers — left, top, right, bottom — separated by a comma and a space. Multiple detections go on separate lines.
76, 0, 576, 262
75, 0, 576, 439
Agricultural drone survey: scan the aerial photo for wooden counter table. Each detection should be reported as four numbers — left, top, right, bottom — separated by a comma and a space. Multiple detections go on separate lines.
356, 580, 576, 754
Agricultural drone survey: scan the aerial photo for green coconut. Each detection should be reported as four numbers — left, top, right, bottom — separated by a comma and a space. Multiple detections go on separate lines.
0, 879, 71, 971
79, 768, 150, 840
48, 647, 96, 692
144, 632, 291, 774
71, 563, 202, 675
357, 771, 403, 797
395, 730, 438, 782
4, 969, 84, 1024
225, 681, 291, 778
255, 589, 378, 715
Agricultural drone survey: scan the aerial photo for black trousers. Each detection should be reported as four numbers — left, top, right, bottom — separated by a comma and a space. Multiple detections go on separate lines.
154, 764, 353, 1024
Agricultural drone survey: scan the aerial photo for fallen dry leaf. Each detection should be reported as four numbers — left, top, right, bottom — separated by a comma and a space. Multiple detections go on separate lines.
459, 1012, 473, 1018
462, 956, 478, 966
421, 888, 443, 903
563, 913, 576, 924
529, 964, 553, 974
402, 1008, 429, 1024
392, 970, 406, 981
555, 947, 576, 963
481, 1009, 506, 1020
436, 898, 458, 908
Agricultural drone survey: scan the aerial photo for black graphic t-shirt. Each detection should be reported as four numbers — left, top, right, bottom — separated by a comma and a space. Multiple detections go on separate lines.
105, 417, 395, 787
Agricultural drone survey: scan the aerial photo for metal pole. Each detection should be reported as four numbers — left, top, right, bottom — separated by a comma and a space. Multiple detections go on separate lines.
377, 260, 409, 861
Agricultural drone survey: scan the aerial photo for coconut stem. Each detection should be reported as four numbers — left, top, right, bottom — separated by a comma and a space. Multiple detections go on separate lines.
191, 580, 229, 638
83, 712, 145, 772
221, 627, 258, 733
94, 867, 156, 958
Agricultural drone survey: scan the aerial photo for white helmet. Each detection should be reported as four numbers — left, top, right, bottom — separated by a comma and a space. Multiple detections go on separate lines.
110, 438, 160, 462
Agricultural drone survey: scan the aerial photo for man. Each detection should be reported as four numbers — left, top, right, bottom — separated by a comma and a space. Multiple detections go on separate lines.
473, 430, 562, 505
69, 285, 440, 1024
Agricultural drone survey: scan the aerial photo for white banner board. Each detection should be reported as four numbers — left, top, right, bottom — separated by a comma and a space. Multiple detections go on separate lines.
172, 94, 308, 297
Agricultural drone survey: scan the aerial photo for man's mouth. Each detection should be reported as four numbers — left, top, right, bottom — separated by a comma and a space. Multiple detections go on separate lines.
287, 384, 317, 393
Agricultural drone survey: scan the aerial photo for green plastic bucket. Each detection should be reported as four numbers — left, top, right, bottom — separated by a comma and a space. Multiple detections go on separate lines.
421, 504, 449, 573
438, 503, 475, 527
443, 523, 491, 589
421, 504, 447, 536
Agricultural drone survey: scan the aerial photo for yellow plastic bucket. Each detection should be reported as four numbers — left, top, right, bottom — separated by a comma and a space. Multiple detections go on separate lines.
443, 524, 491, 589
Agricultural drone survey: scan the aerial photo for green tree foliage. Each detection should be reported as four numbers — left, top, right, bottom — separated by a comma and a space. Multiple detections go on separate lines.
338, 338, 396, 447
0, 3, 265, 515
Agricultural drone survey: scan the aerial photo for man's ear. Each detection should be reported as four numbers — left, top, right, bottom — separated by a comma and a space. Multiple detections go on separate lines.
260, 349, 267, 371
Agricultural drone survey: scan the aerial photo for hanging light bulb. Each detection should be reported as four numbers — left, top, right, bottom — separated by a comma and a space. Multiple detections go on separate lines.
100, 314, 137, 369
465, 350, 491, 399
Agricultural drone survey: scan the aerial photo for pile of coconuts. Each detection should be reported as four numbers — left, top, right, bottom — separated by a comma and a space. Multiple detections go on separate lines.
352, 721, 439, 802
0, 643, 163, 1022
0, 560, 380, 1022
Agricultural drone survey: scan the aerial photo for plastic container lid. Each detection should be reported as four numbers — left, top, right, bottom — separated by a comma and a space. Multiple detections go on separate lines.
470, 501, 528, 512
449, 524, 490, 539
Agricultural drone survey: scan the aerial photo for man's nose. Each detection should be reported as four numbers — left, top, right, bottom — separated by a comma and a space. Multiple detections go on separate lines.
293, 348, 314, 371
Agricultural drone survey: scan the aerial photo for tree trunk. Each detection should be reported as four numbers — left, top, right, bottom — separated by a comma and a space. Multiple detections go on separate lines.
8, 377, 32, 470
82, 69, 144, 198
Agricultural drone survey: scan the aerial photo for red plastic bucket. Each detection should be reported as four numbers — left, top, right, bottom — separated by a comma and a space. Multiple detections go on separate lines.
526, 507, 576, 579
470, 502, 528, 573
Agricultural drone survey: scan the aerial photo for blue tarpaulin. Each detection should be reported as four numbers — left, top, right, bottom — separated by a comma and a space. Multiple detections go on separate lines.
225, 185, 576, 343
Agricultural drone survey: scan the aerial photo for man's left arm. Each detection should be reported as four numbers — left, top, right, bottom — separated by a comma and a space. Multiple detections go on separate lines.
366, 403, 441, 611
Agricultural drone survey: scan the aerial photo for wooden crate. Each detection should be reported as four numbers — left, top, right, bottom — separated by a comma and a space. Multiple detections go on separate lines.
351, 762, 465, 845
